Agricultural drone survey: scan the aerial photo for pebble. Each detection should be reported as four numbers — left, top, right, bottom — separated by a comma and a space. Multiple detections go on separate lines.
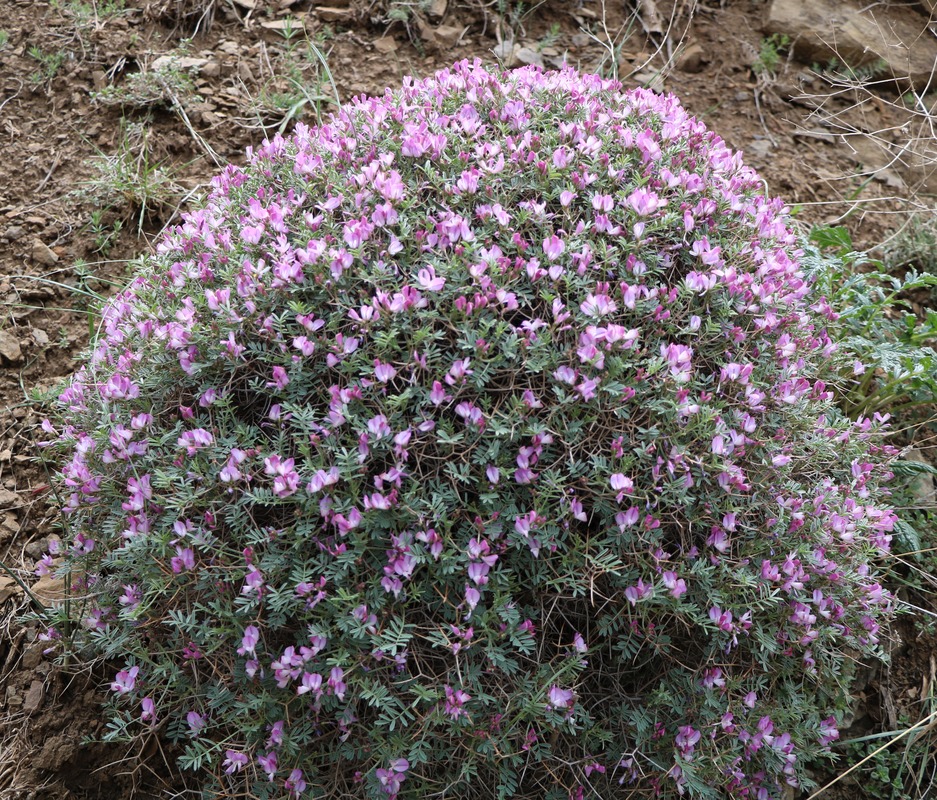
0, 330, 22, 363
2, 225, 25, 241
373, 37, 398, 53
24, 680, 45, 714
515, 47, 545, 68
31, 238, 59, 266
0, 575, 22, 605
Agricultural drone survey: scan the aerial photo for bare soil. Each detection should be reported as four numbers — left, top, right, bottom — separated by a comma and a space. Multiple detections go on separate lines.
0, 0, 934, 797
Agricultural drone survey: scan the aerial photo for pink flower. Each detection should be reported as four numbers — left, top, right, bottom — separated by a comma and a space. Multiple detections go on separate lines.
627, 187, 664, 216
542, 234, 565, 260
111, 665, 139, 695
238, 625, 260, 656
417, 266, 446, 291
140, 696, 156, 723
223, 750, 248, 774
548, 685, 575, 710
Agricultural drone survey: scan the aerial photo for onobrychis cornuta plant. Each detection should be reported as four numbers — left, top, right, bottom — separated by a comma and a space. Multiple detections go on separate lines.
39, 59, 898, 799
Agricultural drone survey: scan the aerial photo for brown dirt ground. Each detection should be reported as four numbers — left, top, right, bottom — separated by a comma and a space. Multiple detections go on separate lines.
1, 0, 935, 797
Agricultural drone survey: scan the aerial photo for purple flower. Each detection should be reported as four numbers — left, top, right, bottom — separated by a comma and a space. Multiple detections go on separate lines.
111, 665, 139, 695
186, 711, 205, 736
285, 768, 307, 796
542, 234, 565, 260
257, 751, 278, 781
223, 750, 249, 775
443, 685, 471, 719
140, 696, 156, 723
238, 624, 260, 656
548, 685, 575, 711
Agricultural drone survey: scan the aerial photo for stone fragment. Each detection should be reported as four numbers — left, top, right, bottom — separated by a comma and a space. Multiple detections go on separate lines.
151, 55, 209, 72
313, 6, 351, 22
32, 328, 49, 347
23, 679, 44, 713
21, 642, 45, 670
30, 238, 59, 266
515, 47, 545, 68
374, 37, 399, 53
0, 330, 22, 364
427, 0, 447, 20
0, 488, 19, 508
0, 575, 22, 605
200, 61, 221, 78
492, 40, 517, 67
31, 575, 66, 606
2, 225, 25, 241
434, 25, 464, 47
763, 0, 937, 90
676, 43, 706, 73
904, 448, 936, 508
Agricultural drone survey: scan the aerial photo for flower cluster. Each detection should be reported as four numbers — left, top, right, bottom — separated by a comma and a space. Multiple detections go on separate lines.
41, 59, 897, 799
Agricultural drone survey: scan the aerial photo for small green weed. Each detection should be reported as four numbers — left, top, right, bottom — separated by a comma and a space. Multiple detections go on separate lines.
85, 209, 124, 256
819, 56, 890, 84
804, 224, 937, 422
0, 30, 9, 49
883, 210, 937, 277
28, 46, 67, 84
51, 0, 126, 24
92, 62, 197, 109
752, 33, 790, 78
79, 120, 183, 232
247, 25, 338, 135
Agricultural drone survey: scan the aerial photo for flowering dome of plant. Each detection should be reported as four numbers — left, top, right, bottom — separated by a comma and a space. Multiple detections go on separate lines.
42, 59, 898, 799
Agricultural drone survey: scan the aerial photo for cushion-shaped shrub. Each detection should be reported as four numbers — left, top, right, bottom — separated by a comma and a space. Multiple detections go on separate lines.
41, 59, 898, 800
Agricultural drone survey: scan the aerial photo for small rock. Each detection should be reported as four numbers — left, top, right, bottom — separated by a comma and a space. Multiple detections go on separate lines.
570, 33, 592, 48
218, 40, 240, 55
747, 139, 773, 159
91, 70, 107, 90
314, 6, 351, 22
763, 0, 937, 91
200, 61, 221, 78
492, 40, 517, 67
0, 330, 22, 364
1, 513, 18, 534
434, 25, 464, 47
0, 488, 19, 508
515, 47, 545, 67
30, 238, 59, 266
2, 225, 25, 241
152, 55, 209, 73
0, 575, 22, 605
633, 71, 665, 93
373, 37, 399, 54
31, 575, 66, 606
32, 328, 49, 347
427, 0, 447, 20
905, 448, 936, 507
23, 680, 45, 713
5, 687, 22, 708
24, 538, 47, 560
676, 42, 706, 73
237, 61, 255, 82
21, 642, 45, 670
